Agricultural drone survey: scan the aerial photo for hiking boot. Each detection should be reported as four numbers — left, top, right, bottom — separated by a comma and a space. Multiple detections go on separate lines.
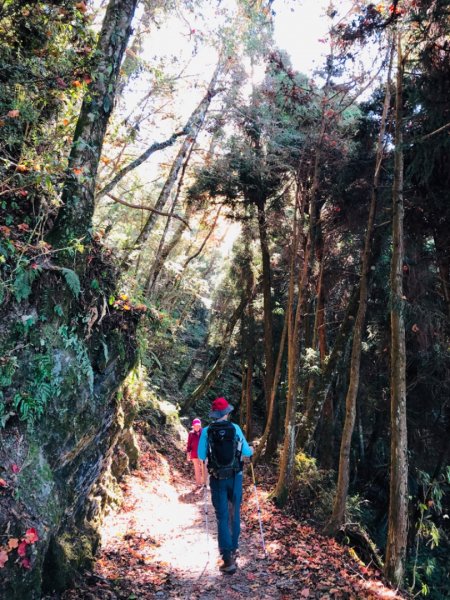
219, 556, 237, 575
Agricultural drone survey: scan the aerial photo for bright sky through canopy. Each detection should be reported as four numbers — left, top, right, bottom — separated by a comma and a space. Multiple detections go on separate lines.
272, 0, 333, 74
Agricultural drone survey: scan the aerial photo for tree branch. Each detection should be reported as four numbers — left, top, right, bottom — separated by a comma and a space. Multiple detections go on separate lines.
105, 193, 191, 229
97, 130, 187, 199
417, 120, 450, 142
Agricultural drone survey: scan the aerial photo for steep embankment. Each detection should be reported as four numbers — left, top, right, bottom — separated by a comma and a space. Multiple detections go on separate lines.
0, 244, 142, 599
42, 421, 409, 600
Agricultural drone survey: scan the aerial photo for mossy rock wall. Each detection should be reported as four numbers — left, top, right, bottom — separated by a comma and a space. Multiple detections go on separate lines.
0, 269, 140, 599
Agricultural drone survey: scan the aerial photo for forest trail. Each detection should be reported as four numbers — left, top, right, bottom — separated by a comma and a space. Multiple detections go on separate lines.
54, 429, 407, 600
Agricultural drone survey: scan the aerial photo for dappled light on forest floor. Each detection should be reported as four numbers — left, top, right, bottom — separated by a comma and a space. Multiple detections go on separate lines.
52, 429, 408, 600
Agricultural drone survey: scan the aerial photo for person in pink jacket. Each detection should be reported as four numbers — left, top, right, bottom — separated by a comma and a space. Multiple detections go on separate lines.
186, 418, 206, 487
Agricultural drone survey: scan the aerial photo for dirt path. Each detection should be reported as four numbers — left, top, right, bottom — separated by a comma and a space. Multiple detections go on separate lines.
86, 436, 282, 600
58, 431, 408, 600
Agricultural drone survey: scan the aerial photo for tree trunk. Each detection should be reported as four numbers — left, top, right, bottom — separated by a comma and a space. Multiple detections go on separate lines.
97, 131, 186, 200
252, 310, 287, 465
243, 260, 255, 440
304, 223, 327, 416
144, 189, 182, 295
182, 206, 222, 270
271, 204, 310, 505
317, 390, 335, 469
144, 144, 195, 295
49, 0, 138, 246
131, 63, 223, 252
239, 327, 247, 430
244, 352, 254, 440
255, 199, 275, 415
297, 285, 359, 449
385, 36, 409, 587
324, 43, 394, 536
181, 292, 251, 413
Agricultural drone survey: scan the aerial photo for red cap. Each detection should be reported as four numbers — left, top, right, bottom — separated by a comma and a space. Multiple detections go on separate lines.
209, 397, 234, 419
211, 397, 228, 411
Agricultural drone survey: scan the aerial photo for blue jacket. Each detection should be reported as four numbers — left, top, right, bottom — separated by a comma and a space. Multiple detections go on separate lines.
197, 421, 253, 461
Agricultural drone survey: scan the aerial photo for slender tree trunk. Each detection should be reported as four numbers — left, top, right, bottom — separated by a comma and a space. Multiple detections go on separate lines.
385, 36, 409, 587
309, 245, 335, 467
239, 330, 247, 431
144, 145, 195, 295
271, 204, 310, 505
255, 198, 275, 415
147, 204, 194, 293
49, 0, 138, 246
131, 64, 223, 251
144, 190, 180, 294
252, 310, 287, 465
251, 198, 294, 465
317, 390, 335, 469
324, 43, 394, 536
240, 305, 255, 439
97, 131, 187, 200
304, 225, 326, 416
244, 350, 254, 440
297, 285, 360, 449
315, 256, 327, 362
181, 292, 250, 414
243, 257, 255, 440
132, 140, 192, 249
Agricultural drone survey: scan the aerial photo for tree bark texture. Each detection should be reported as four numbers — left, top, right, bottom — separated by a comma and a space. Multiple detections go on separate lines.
50, 0, 138, 246
384, 36, 409, 587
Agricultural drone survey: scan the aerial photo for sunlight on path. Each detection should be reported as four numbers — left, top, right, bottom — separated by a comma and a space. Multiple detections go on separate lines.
96, 452, 264, 599
91, 441, 406, 600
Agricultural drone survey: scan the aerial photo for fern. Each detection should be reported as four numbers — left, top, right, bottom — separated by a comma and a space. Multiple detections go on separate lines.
60, 267, 81, 298
13, 269, 32, 301
12, 265, 42, 302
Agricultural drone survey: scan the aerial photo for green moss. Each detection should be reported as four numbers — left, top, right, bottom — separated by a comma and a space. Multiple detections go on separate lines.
17, 442, 62, 527
42, 528, 98, 593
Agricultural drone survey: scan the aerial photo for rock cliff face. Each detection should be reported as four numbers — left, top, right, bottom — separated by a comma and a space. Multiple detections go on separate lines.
0, 260, 140, 599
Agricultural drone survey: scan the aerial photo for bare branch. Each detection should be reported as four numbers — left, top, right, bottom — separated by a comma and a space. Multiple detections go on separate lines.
97, 130, 187, 199
417, 120, 450, 142
105, 193, 191, 229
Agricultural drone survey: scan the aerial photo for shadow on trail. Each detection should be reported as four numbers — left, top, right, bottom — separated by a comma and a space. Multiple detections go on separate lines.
177, 489, 205, 504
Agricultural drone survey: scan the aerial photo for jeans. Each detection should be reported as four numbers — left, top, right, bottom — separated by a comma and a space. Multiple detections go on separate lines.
209, 471, 243, 560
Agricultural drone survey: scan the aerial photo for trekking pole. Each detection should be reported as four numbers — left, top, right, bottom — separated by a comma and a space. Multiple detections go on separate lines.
250, 462, 268, 558
203, 481, 210, 557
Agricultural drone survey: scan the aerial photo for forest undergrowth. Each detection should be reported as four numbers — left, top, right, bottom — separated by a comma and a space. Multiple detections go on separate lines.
43, 420, 410, 600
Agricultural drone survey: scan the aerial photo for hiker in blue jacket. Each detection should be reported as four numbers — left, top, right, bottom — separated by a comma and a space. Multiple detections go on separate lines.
197, 397, 253, 574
